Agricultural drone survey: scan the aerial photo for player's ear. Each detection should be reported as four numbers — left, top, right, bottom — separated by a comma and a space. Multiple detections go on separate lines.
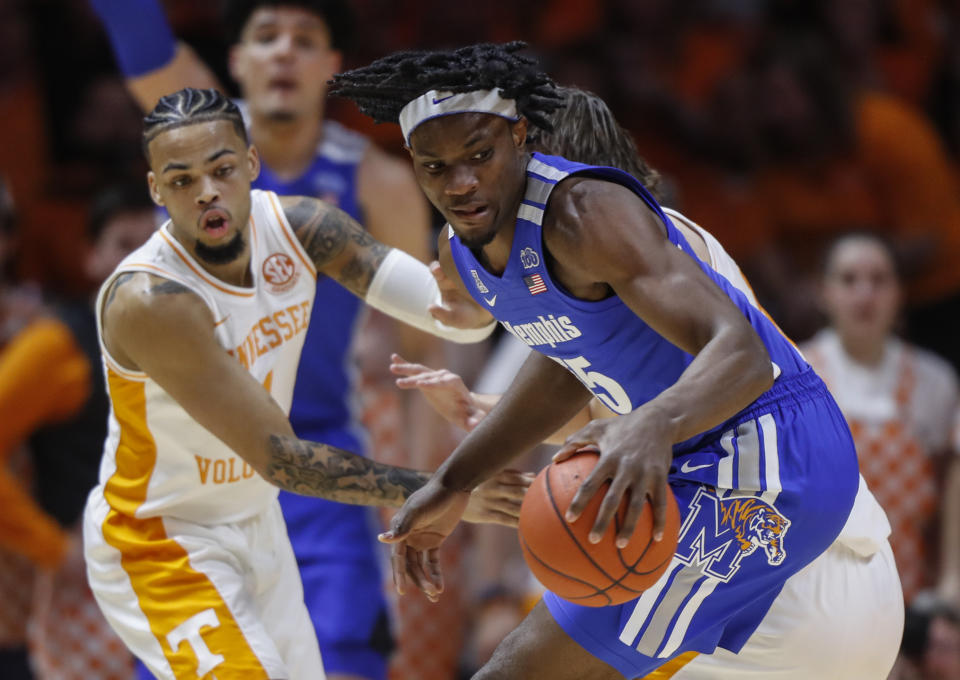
146, 172, 164, 207
246, 144, 261, 182
511, 117, 528, 149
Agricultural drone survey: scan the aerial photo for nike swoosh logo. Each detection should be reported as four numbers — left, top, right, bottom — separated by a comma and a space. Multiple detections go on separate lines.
483, 294, 497, 306
680, 460, 712, 473
432, 95, 455, 105
213, 314, 231, 328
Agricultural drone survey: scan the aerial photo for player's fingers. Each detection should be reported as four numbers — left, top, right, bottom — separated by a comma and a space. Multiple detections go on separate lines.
427, 303, 455, 324
426, 547, 444, 594
429, 260, 450, 285
390, 543, 408, 595
389, 358, 432, 376
553, 442, 600, 463
379, 509, 413, 543
590, 477, 629, 544
616, 489, 647, 548
565, 462, 611, 523
650, 475, 670, 543
483, 509, 524, 528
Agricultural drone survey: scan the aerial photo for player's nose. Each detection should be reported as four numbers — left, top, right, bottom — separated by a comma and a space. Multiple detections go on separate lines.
444, 164, 478, 196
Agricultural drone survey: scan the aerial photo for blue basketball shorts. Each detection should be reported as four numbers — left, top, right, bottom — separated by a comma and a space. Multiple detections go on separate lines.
543, 370, 860, 679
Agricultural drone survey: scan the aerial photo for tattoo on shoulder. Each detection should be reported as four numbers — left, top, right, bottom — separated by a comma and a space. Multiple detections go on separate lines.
104, 272, 136, 310
286, 197, 389, 296
265, 434, 427, 506
147, 279, 191, 296
287, 197, 353, 268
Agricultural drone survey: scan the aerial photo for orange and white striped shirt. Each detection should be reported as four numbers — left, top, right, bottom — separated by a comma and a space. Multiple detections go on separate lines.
94, 189, 317, 524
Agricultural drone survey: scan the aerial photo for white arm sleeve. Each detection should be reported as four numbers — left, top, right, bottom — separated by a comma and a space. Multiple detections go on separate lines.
365, 248, 496, 344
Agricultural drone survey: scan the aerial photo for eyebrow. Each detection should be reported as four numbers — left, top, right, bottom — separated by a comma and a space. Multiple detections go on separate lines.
415, 129, 490, 159
161, 148, 236, 174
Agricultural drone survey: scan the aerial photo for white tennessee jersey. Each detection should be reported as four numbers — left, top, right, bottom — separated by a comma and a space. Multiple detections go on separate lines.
663, 208, 759, 306
94, 189, 318, 523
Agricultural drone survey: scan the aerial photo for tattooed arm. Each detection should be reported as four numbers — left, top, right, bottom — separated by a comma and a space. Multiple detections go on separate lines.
280, 195, 495, 340
100, 271, 522, 517
281, 194, 390, 297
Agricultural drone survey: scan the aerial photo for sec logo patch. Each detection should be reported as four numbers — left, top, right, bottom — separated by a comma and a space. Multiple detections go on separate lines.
262, 253, 299, 293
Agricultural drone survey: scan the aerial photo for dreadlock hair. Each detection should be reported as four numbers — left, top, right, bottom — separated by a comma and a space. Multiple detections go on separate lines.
142, 88, 248, 162
530, 87, 664, 202
223, 0, 355, 51
329, 42, 566, 133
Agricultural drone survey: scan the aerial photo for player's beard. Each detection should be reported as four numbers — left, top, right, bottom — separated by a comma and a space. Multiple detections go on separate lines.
195, 232, 245, 265
458, 227, 497, 250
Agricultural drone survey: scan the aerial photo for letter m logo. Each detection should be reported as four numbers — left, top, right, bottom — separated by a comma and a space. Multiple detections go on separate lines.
675, 488, 749, 582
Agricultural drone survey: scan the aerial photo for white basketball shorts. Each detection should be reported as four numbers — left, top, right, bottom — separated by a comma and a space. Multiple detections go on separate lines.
83, 490, 324, 679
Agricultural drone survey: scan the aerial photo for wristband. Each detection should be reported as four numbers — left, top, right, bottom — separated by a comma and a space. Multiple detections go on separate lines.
366, 249, 496, 344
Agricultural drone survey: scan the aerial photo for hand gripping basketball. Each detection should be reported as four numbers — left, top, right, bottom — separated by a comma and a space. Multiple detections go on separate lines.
518, 451, 680, 606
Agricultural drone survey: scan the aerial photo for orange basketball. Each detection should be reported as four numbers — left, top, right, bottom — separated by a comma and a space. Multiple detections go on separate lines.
518, 451, 680, 607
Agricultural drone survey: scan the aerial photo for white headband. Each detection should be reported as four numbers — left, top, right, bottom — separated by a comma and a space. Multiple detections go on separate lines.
398, 89, 519, 144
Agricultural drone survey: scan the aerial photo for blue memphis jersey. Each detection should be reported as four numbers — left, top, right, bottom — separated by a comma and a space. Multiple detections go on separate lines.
242, 105, 370, 450
447, 152, 810, 453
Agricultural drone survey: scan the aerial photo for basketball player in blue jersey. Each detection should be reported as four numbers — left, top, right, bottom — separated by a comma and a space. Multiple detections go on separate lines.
331, 44, 903, 679
87, 3, 470, 679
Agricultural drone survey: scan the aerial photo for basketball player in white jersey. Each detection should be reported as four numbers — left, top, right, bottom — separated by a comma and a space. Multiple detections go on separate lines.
82, 87, 524, 680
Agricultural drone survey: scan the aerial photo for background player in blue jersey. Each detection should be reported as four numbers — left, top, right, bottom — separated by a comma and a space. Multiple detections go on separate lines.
87, 3, 493, 680
331, 43, 902, 679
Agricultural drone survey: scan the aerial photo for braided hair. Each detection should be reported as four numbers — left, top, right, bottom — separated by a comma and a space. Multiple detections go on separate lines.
142, 88, 248, 160
531, 87, 664, 201
329, 42, 565, 132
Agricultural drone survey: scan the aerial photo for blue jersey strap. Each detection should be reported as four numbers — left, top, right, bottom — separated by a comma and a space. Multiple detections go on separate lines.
89, 0, 176, 77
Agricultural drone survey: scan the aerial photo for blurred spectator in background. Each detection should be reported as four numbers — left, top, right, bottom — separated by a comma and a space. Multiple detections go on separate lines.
801, 233, 960, 606
741, 33, 960, 347
0, 183, 155, 679
893, 591, 960, 680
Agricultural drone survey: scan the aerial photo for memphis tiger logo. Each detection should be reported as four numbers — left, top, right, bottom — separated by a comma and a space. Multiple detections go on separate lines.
675, 488, 790, 582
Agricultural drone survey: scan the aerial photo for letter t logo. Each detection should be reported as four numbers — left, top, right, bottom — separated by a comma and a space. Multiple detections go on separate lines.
167, 608, 224, 676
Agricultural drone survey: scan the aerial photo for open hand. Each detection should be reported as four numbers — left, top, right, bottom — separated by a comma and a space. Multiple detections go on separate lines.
379, 479, 471, 601
390, 353, 488, 431
427, 261, 495, 330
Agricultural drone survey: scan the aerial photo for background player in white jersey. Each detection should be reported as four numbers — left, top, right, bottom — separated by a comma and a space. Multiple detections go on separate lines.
82, 87, 525, 680
85, 4, 450, 677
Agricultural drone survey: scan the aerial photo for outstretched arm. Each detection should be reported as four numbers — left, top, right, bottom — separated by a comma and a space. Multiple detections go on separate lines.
89, 0, 221, 111
280, 194, 495, 342
100, 272, 521, 520
389, 352, 597, 441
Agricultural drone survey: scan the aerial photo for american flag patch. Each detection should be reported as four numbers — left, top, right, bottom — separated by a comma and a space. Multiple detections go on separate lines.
523, 273, 548, 295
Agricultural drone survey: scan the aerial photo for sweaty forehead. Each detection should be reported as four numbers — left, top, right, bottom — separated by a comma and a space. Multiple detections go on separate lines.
409, 113, 510, 156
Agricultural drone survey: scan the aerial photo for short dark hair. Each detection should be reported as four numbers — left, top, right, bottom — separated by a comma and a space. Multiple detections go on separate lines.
223, 0, 355, 51
822, 231, 902, 280
142, 88, 248, 161
88, 183, 155, 241
329, 42, 565, 133
530, 87, 664, 202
